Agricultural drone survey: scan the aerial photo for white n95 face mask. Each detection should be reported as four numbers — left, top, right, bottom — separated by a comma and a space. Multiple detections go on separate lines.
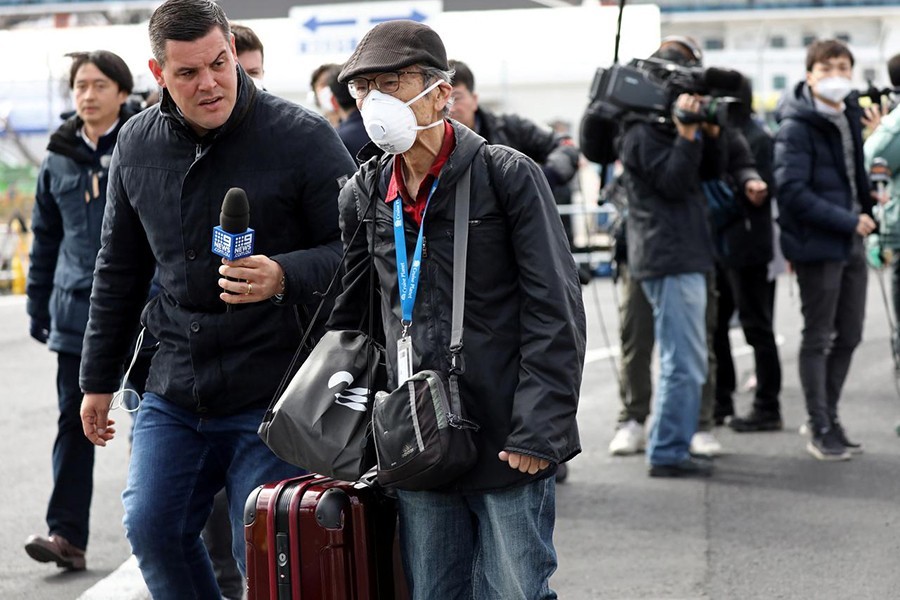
815, 76, 853, 104
360, 80, 443, 154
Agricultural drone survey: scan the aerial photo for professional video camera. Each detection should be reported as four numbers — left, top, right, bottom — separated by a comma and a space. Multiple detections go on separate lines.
579, 58, 745, 165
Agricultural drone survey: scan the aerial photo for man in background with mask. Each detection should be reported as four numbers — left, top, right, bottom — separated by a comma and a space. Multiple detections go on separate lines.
329, 19, 585, 598
774, 38, 880, 461
310, 63, 341, 127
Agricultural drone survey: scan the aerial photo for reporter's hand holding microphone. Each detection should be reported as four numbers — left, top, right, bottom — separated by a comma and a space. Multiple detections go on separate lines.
213, 187, 286, 304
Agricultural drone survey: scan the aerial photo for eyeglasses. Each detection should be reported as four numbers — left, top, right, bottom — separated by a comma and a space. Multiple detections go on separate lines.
346, 71, 426, 100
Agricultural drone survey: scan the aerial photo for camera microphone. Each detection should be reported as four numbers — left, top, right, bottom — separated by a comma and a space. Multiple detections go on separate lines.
703, 67, 744, 93
212, 187, 255, 261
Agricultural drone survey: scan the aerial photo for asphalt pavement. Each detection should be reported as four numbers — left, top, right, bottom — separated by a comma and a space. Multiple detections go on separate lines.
2, 271, 900, 599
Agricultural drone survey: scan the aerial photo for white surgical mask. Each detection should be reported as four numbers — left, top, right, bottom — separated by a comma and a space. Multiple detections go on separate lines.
360, 80, 443, 154
815, 76, 853, 104
250, 77, 265, 90
316, 87, 334, 111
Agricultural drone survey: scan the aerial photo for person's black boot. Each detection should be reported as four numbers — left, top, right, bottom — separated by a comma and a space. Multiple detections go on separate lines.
729, 409, 783, 433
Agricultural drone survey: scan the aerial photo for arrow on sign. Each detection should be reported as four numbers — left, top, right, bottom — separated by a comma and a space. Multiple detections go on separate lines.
303, 15, 358, 32
369, 9, 428, 25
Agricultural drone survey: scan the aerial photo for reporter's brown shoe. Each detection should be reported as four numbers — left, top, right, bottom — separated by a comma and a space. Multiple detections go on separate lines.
24, 534, 86, 571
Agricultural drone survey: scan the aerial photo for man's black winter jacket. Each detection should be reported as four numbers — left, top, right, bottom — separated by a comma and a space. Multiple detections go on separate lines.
328, 122, 585, 492
774, 82, 872, 263
80, 69, 357, 416
621, 122, 715, 281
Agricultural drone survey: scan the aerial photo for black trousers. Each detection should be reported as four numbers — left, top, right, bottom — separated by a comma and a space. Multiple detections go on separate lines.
714, 263, 782, 417
794, 242, 867, 432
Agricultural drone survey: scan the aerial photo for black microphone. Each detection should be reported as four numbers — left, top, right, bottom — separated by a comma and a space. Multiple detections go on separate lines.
212, 187, 255, 261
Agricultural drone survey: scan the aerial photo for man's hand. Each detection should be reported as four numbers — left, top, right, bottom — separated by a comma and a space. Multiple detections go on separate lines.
29, 318, 50, 344
857, 213, 877, 237
744, 179, 769, 207
673, 94, 701, 142
81, 393, 116, 447
218, 255, 285, 304
498, 450, 550, 475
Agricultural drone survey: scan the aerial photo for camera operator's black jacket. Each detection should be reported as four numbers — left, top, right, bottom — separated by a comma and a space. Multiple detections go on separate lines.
328, 121, 586, 493
620, 121, 715, 280
80, 68, 357, 416
774, 82, 872, 263
474, 108, 579, 187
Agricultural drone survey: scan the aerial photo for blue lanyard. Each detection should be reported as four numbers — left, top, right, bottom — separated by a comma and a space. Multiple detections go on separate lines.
394, 178, 440, 333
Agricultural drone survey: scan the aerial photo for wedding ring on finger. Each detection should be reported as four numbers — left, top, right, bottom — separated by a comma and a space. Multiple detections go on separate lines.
246, 282, 253, 296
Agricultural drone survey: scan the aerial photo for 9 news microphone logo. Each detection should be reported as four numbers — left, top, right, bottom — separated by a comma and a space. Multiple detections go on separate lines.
211, 226, 255, 260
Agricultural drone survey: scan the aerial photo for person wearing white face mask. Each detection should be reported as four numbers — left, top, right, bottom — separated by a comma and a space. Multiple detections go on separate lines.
329, 19, 585, 599
774, 39, 882, 461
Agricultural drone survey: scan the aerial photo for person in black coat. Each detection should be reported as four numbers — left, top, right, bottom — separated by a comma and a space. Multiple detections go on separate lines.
447, 59, 580, 246
77, 1, 357, 596
24, 50, 136, 572
715, 77, 784, 433
331, 20, 584, 598
774, 39, 879, 460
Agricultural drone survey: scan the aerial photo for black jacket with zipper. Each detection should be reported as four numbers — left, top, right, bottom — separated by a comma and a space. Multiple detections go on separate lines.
80, 68, 357, 416
328, 122, 586, 492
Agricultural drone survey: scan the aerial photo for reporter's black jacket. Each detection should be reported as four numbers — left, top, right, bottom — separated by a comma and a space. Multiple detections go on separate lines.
328, 122, 586, 492
621, 121, 715, 280
80, 68, 357, 415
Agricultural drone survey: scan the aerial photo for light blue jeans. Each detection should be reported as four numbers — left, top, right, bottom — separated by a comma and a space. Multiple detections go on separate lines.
397, 476, 558, 600
641, 273, 708, 466
122, 393, 303, 599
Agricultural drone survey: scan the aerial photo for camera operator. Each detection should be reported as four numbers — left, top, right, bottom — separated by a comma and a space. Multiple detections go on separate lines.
609, 38, 766, 465
620, 88, 716, 477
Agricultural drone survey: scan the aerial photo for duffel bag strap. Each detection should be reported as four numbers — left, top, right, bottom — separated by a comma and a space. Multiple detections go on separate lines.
449, 163, 472, 376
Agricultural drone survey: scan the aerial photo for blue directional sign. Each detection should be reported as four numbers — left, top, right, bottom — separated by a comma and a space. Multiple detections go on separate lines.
291, 1, 441, 57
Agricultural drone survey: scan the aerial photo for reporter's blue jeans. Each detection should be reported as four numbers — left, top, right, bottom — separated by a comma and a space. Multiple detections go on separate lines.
397, 476, 558, 600
122, 393, 303, 600
641, 273, 708, 466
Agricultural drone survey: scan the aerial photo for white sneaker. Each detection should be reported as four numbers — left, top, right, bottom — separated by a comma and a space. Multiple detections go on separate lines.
690, 431, 723, 457
608, 420, 645, 455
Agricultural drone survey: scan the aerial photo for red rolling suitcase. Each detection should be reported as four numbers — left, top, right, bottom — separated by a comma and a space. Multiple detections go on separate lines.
244, 473, 407, 600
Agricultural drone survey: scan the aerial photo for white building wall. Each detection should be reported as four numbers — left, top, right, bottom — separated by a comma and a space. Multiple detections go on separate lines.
662, 7, 900, 110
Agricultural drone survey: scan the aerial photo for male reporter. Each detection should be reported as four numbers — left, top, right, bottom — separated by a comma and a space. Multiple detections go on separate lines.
78, 0, 356, 597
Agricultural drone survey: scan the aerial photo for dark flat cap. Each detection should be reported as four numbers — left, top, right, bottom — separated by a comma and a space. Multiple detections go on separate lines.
338, 20, 448, 83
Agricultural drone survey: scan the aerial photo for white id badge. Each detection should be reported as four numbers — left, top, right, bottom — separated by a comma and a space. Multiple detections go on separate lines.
397, 336, 413, 383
